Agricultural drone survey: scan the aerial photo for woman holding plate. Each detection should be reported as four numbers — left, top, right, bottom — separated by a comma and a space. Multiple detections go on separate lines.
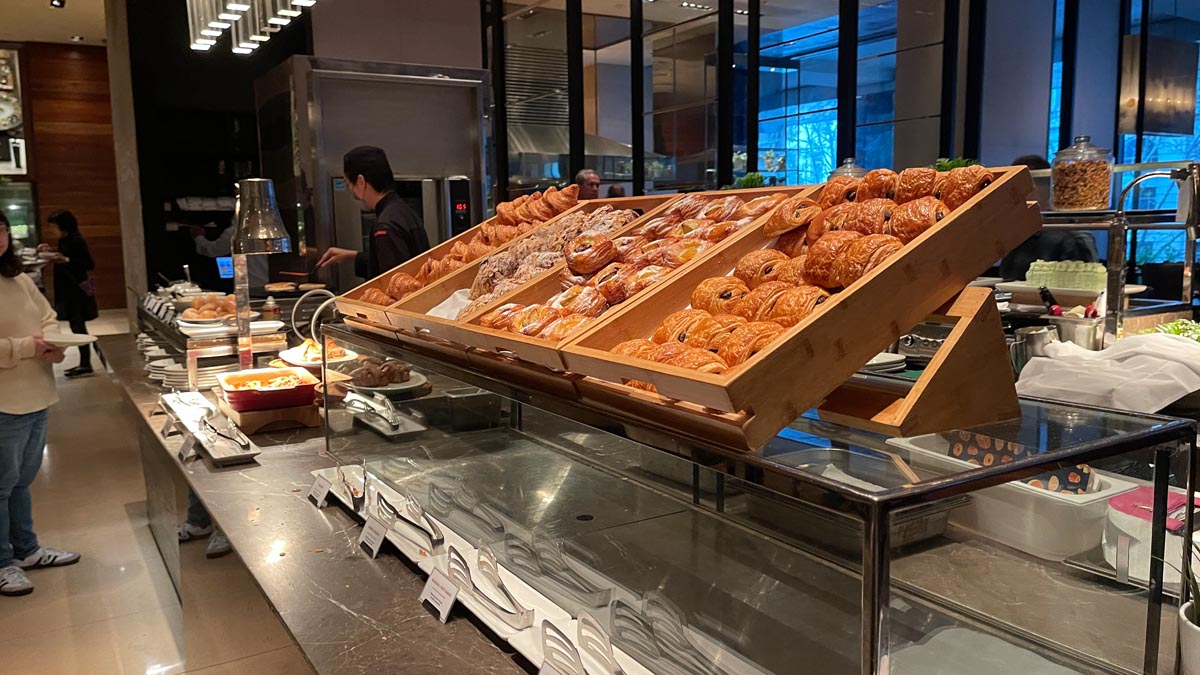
39, 210, 98, 378
0, 211, 81, 597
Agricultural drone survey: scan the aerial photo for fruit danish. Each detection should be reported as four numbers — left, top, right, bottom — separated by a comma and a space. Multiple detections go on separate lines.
621, 265, 670, 298
718, 321, 785, 366
832, 234, 904, 287
894, 167, 939, 203
361, 288, 396, 306
738, 192, 789, 219
818, 175, 860, 209
588, 262, 636, 304
549, 285, 609, 317
699, 196, 744, 223
732, 281, 792, 320
612, 235, 649, 262
764, 196, 822, 237
803, 230, 864, 288
775, 229, 807, 257
538, 314, 593, 341
759, 285, 831, 327
857, 169, 898, 201
684, 219, 743, 243
660, 238, 712, 268
559, 269, 589, 290
703, 313, 748, 352
564, 232, 617, 275
889, 196, 949, 244
844, 198, 897, 236
611, 338, 658, 360
631, 237, 679, 267
478, 303, 526, 330
936, 165, 995, 210
774, 256, 808, 286
634, 213, 682, 239
651, 309, 717, 346
733, 249, 790, 288
386, 272, 423, 299
508, 304, 563, 336
807, 202, 857, 245
671, 193, 711, 219
676, 218, 714, 237
691, 276, 750, 315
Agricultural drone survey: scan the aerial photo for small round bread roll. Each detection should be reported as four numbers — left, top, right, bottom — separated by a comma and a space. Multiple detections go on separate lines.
802, 230, 864, 289
832, 234, 904, 287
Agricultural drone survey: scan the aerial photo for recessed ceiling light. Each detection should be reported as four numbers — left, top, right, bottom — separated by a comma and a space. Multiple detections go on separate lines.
70, 35, 84, 42
735, 8, 749, 14
50, 0, 65, 7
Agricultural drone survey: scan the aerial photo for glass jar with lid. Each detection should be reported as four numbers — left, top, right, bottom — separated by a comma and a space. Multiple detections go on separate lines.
828, 157, 868, 179
1051, 135, 1113, 210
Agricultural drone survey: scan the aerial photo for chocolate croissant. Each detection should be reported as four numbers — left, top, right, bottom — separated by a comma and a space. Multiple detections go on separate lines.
732, 281, 792, 321
764, 196, 822, 237
894, 167, 939, 203
818, 175, 860, 209
857, 169, 898, 201
658, 346, 729, 374
844, 198, 898, 236
890, 196, 949, 244
733, 249, 790, 289
611, 338, 658, 360
758, 285, 831, 327
703, 313, 748, 352
807, 202, 857, 245
691, 276, 750, 315
803, 230, 864, 289
774, 256, 808, 286
652, 309, 718, 347
833, 234, 904, 287
718, 321, 784, 367
775, 229, 807, 257
936, 165, 995, 210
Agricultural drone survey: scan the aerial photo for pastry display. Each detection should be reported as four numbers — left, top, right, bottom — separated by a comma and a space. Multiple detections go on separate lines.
807, 202, 856, 245
774, 256, 808, 286
298, 337, 346, 364
844, 198, 897, 236
478, 303, 526, 330
803, 231, 863, 289
889, 196, 949, 244
508, 305, 563, 337
565, 232, 618, 275
738, 193, 789, 219
733, 281, 792, 320
764, 196, 821, 238
691, 276, 750, 315
832, 234, 904, 287
733, 249, 789, 289
360, 288, 396, 306
935, 165, 994, 210
759, 285, 831, 327
894, 167, 938, 203
387, 272, 423, 299
818, 175, 859, 209
718, 321, 785, 366
549, 285, 608, 317
538, 314, 595, 341
343, 356, 411, 387
857, 168, 898, 201
775, 229, 807, 257
180, 294, 238, 320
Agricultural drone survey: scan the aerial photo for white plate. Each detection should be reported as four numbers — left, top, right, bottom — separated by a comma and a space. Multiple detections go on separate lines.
177, 320, 286, 339
279, 346, 359, 367
863, 352, 906, 368
348, 371, 429, 395
44, 333, 99, 347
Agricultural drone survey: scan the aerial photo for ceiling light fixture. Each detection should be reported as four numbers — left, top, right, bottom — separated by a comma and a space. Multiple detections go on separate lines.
70, 35, 84, 42
680, 2, 712, 10
735, 8, 749, 14
50, 0, 65, 7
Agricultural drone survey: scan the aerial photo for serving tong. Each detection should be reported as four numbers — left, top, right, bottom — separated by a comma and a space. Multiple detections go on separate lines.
578, 612, 626, 675
336, 464, 367, 513
345, 392, 403, 429
503, 534, 611, 610
427, 481, 506, 539
541, 620, 587, 675
610, 598, 728, 675
375, 485, 443, 554
446, 544, 533, 631
200, 410, 250, 449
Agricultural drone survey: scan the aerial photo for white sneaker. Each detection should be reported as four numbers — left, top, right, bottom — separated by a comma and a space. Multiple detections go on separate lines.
14, 547, 81, 570
0, 566, 34, 596
178, 522, 214, 542
205, 530, 232, 559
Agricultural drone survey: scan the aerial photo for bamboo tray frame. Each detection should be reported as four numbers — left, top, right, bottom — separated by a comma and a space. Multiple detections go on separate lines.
561, 167, 1041, 446
451, 185, 819, 371
380, 194, 682, 345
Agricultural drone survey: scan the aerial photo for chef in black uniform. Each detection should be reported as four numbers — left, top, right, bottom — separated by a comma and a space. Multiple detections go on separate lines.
317, 146, 430, 278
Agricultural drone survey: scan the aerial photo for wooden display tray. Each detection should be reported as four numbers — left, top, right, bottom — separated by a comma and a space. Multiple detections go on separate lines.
562, 167, 1040, 446
381, 193, 683, 345
452, 185, 819, 371
215, 396, 321, 434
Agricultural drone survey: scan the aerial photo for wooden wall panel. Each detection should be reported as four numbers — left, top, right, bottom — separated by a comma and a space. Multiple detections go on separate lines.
25, 43, 124, 310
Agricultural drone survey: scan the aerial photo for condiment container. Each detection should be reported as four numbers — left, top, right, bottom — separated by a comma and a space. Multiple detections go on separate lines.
1052, 135, 1113, 210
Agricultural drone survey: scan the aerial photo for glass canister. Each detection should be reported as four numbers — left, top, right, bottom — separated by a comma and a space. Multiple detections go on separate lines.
829, 157, 868, 179
1051, 135, 1113, 210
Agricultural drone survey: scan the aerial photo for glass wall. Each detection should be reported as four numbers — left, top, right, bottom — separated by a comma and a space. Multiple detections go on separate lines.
503, 1, 569, 195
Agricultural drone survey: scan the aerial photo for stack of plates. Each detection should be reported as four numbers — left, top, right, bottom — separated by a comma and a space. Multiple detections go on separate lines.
144, 347, 172, 360
160, 363, 239, 390
146, 358, 179, 381
860, 352, 908, 375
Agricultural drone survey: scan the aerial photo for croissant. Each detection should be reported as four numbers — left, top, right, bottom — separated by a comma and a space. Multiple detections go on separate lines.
588, 262, 636, 304
565, 232, 617, 275
478, 303, 526, 330
894, 167, 939, 203
936, 165, 995, 210
857, 169, 898, 201
386, 272, 423, 299
361, 288, 396, 306
652, 309, 716, 345
775, 229, 807, 257
613, 235, 649, 262
496, 197, 523, 226
733, 249, 790, 289
890, 197, 949, 244
660, 238, 712, 268
807, 202, 857, 245
670, 193, 711, 219
538, 314, 593, 341
732, 281, 792, 321
465, 238, 492, 262
737, 192, 788, 219
549, 285, 608, 317
448, 240, 469, 261
658, 346, 729, 374
803, 230, 864, 289
691, 276, 750, 315
844, 198, 898, 236
515, 191, 543, 222
703, 313, 748, 352
759, 285, 831, 327
611, 338, 659, 360
833, 234, 904, 287
774, 256, 808, 286
718, 321, 784, 367
818, 175, 860, 209
508, 304, 562, 336
700, 196, 744, 222
530, 193, 559, 221
622, 264, 670, 298
492, 224, 522, 246
764, 196, 822, 237
546, 183, 580, 212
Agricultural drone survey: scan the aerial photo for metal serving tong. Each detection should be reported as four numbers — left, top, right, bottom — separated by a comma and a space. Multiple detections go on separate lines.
345, 392, 402, 429
643, 593, 727, 675
375, 486, 443, 554
578, 612, 626, 675
503, 534, 611, 611
427, 481, 506, 539
200, 410, 250, 449
336, 464, 366, 513
446, 545, 533, 631
541, 620, 587, 675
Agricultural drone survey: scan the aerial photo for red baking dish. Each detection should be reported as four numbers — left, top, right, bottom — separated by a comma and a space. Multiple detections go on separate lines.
217, 367, 319, 412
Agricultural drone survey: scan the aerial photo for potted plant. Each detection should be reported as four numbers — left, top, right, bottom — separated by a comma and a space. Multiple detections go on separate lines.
1180, 540, 1200, 674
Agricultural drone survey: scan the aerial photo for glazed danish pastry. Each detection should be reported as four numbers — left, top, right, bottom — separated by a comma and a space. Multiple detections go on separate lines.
478, 303, 526, 330
361, 288, 396, 306
732, 281, 792, 320
700, 196, 745, 223
559, 269, 589, 290
660, 238, 712, 268
807, 202, 857, 245
549, 285, 609, 317
648, 341, 693, 365
691, 276, 750, 315
894, 167, 939, 203
759, 285, 831, 327
889, 196, 949, 244
621, 265, 670, 298
764, 196, 822, 237
844, 198, 898, 236
670, 193, 711, 219
737, 192, 789, 219
508, 304, 563, 336
718, 321, 785, 367
676, 218, 714, 237
684, 219, 743, 243
857, 169, 898, 201
634, 213, 682, 239
803, 230, 864, 288
832, 234, 904, 287
936, 165, 995, 210
774, 256, 808, 286
775, 229, 807, 257
386, 272, 423, 299
651, 309, 716, 345
564, 232, 617, 275
537, 314, 593, 341
611, 338, 658, 360
588, 262, 636, 304
733, 249, 790, 288
612, 235, 650, 262
818, 175, 860, 209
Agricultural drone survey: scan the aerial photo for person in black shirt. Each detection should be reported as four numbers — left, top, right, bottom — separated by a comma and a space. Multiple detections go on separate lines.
38, 211, 97, 378
317, 146, 430, 279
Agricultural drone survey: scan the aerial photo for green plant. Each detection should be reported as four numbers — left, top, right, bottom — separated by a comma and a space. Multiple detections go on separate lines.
724, 173, 766, 190
932, 157, 979, 172
1158, 539, 1200, 625
1146, 319, 1200, 342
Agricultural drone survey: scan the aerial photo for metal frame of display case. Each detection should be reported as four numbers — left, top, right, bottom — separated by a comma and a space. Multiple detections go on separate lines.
321, 322, 1197, 675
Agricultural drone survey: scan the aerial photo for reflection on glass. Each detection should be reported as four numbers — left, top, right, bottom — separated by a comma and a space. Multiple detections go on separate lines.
645, 15, 719, 191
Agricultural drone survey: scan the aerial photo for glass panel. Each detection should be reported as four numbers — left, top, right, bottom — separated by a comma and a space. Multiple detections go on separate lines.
0, 48, 28, 176
0, 181, 37, 248
504, 2, 569, 193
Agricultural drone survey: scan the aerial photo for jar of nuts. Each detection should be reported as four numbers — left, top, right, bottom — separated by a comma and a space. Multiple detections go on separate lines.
1052, 135, 1113, 210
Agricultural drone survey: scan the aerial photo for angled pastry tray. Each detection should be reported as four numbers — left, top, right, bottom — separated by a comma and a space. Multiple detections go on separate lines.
382, 194, 683, 347
452, 186, 819, 371
561, 167, 1040, 449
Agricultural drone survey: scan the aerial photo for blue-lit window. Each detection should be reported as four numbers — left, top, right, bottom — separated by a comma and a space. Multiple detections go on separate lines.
1046, 0, 1064, 159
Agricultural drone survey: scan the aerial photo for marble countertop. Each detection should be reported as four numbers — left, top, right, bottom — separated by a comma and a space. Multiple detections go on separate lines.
103, 335, 526, 675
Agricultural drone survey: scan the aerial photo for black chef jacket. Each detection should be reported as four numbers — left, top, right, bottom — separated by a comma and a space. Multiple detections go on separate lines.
354, 192, 431, 279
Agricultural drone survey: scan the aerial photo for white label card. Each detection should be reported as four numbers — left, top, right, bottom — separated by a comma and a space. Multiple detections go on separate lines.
307, 474, 333, 508
176, 432, 196, 463
358, 515, 388, 558
419, 568, 459, 623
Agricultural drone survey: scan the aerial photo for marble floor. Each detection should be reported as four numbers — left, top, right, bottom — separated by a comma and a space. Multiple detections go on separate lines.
0, 323, 306, 673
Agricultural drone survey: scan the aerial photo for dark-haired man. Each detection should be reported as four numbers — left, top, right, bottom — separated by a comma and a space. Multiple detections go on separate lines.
317, 146, 430, 278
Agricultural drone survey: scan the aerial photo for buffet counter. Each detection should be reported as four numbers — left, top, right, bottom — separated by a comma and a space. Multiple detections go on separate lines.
102, 335, 525, 675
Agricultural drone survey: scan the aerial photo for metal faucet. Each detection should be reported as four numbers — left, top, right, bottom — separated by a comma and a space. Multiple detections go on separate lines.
1104, 162, 1199, 338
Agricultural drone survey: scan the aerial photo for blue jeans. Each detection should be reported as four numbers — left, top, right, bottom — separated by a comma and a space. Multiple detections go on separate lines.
0, 409, 47, 568
186, 491, 212, 529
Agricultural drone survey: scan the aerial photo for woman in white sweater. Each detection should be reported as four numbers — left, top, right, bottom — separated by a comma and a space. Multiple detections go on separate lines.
0, 212, 80, 597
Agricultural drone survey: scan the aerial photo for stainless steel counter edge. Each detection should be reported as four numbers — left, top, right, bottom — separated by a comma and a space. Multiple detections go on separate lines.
102, 335, 526, 675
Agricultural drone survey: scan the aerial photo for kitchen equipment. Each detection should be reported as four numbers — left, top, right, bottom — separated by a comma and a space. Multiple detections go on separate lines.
897, 322, 954, 367
1047, 316, 1104, 350
216, 367, 318, 412
1010, 325, 1059, 374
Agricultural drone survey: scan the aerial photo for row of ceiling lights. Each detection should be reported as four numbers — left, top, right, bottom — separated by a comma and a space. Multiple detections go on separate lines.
187, 0, 313, 54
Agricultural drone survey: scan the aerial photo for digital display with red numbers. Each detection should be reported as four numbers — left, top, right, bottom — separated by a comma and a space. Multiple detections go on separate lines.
455, 202, 468, 212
